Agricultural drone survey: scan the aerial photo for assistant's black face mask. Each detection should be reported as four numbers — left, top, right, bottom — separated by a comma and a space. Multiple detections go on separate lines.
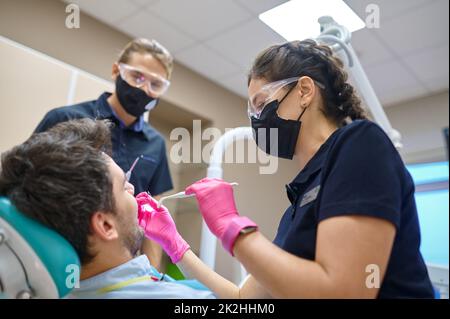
250, 87, 306, 160
115, 75, 158, 118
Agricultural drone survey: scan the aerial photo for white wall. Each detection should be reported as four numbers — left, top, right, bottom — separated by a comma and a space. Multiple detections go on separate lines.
385, 91, 449, 164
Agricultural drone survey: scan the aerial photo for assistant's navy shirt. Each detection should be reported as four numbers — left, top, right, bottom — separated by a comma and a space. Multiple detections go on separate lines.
34, 93, 173, 196
274, 120, 434, 298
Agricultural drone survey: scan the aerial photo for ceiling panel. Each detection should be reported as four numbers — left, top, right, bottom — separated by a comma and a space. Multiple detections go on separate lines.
175, 44, 241, 79
344, 0, 431, 22
205, 18, 285, 70
369, 0, 431, 21
147, 0, 252, 41
364, 59, 429, 105
117, 9, 196, 54
424, 74, 449, 94
234, 0, 288, 16
373, 0, 449, 56
130, 0, 159, 7
365, 59, 424, 91
382, 84, 430, 106
403, 44, 449, 90
350, 28, 394, 67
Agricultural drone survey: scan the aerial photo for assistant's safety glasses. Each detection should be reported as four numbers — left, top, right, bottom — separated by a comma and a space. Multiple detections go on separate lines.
118, 63, 170, 97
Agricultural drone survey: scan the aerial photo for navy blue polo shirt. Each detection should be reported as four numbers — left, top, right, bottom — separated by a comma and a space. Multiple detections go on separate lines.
34, 93, 173, 196
273, 120, 434, 298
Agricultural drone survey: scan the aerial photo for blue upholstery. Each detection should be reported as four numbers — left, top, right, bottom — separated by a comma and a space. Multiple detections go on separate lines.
0, 197, 80, 298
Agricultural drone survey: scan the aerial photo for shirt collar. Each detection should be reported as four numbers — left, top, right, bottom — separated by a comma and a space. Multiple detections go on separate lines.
286, 128, 340, 205
71, 255, 158, 296
96, 92, 145, 132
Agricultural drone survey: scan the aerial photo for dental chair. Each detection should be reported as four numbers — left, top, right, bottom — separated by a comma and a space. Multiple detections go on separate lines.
0, 196, 210, 299
0, 197, 80, 299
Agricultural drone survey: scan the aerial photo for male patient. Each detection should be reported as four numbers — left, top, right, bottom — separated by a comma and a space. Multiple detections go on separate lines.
0, 119, 214, 299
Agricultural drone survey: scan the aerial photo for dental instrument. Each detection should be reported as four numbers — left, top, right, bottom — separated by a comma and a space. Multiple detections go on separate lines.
126, 155, 142, 182
157, 182, 239, 208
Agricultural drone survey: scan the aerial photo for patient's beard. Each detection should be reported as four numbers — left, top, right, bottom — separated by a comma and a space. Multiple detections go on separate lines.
119, 216, 144, 257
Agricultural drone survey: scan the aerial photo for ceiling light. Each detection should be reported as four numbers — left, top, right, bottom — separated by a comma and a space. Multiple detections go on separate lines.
259, 0, 365, 41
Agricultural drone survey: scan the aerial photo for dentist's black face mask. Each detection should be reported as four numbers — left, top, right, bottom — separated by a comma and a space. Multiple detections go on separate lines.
251, 85, 306, 160
115, 75, 158, 118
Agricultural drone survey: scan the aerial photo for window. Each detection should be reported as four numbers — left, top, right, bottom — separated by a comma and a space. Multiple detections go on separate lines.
407, 161, 449, 298
407, 161, 449, 265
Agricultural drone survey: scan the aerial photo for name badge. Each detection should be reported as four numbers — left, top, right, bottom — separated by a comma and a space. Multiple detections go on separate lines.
300, 185, 321, 207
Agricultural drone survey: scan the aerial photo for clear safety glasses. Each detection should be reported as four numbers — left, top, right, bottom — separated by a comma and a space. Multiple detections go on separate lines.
247, 77, 325, 119
118, 63, 170, 97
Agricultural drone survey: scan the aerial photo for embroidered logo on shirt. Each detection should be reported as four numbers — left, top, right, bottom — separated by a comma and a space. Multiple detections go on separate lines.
300, 185, 321, 207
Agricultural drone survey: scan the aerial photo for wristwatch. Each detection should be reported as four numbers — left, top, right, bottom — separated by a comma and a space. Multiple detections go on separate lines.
239, 226, 258, 235
222, 217, 258, 255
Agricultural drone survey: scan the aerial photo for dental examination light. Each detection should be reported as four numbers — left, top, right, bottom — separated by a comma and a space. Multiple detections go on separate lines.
316, 16, 402, 148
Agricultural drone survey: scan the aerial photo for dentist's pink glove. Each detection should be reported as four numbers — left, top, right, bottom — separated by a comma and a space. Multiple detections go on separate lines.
185, 178, 258, 255
136, 192, 190, 263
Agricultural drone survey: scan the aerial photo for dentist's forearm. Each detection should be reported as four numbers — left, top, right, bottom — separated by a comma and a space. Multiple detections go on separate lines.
178, 250, 240, 299
233, 231, 332, 298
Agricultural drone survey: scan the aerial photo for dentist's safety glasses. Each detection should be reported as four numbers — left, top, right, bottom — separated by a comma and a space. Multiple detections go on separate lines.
247, 77, 299, 119
247, 76, 325, 119
118, 63, 171, 97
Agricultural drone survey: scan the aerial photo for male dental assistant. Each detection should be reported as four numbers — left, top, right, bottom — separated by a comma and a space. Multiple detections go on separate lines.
34, 38, 173, 271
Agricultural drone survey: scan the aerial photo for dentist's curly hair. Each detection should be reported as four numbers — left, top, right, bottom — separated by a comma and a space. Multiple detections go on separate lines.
248, 39, 367, 125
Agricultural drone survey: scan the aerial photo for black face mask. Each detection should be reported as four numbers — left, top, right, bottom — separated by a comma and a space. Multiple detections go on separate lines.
115, 75, 158, 118
250, 87, 306, 160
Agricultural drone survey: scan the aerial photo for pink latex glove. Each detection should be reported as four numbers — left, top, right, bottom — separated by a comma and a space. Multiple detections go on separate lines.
136, 192, 190, 263
185, 178, 257, 255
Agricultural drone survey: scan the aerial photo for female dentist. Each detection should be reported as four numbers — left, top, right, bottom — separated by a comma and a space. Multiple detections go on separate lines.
136, 39, 434, 299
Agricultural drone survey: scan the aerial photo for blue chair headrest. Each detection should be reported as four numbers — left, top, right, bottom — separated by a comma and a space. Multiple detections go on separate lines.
0, 197, 80, 298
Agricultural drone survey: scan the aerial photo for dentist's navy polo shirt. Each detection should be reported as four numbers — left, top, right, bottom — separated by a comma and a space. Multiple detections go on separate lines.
34, 92, 173, 196
274, 120, 434, 298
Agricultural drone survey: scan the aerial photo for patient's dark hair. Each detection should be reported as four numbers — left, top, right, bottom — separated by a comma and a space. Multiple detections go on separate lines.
47, 118, 113, 155
0, 119, 115, 263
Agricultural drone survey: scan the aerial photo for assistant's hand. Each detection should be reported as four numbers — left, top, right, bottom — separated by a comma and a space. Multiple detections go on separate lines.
185, 178, 258, 255
136, 192, 190, 263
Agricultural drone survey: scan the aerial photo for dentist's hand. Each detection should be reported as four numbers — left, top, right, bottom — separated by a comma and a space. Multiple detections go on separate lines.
185, 178, 258, 255
136, 192, 190, 263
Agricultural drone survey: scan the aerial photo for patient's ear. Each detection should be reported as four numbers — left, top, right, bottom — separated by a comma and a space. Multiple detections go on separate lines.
90, 212, 119, 241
